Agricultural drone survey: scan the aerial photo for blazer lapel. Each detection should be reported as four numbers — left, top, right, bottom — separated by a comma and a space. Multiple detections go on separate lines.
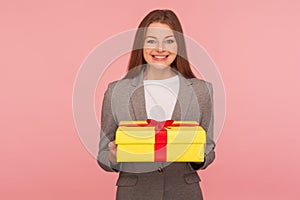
129, 66, 148, 121
130, 85, 148, 121
171, 74, 193, 121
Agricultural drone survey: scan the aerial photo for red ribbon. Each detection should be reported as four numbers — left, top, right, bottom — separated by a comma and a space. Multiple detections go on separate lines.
119, 119, 199, 162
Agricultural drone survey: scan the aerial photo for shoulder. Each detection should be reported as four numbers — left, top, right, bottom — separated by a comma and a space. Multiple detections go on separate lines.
189, 78, 212, 85
189, 78, 213, 93
188, 78, 214, 105
107, 78, 131, 87
105, 78, 135, 94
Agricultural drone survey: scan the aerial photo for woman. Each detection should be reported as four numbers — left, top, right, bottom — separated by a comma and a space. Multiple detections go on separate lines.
97, 9, 215, 200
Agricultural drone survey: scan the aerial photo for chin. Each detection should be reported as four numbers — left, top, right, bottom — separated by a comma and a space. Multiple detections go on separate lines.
148, 63, 171, 70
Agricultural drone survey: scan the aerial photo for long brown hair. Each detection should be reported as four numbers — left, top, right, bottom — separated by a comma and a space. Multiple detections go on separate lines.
125, 9, 196, 79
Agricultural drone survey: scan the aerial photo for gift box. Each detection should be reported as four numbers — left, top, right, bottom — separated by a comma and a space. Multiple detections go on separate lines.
115, 119, 206, 162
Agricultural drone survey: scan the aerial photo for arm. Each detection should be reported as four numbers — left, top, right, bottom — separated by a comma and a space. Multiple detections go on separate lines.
190, 82, 215, 170
97, 82, 120, 172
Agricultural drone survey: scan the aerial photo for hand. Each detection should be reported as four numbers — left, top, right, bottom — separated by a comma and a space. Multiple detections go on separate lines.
108, 140, 117, 166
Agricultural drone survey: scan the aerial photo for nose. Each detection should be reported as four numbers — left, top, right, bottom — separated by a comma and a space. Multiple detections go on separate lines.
156, 41, 165, 52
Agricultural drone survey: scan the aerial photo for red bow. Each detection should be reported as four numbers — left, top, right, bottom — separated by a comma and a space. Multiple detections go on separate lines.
146, 119, 174, 131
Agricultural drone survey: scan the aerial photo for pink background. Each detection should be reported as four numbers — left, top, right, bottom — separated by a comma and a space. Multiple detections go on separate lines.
1, 0, 300, 199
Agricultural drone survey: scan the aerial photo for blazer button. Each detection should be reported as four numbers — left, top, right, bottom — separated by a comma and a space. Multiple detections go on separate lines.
158, 167, 164, 173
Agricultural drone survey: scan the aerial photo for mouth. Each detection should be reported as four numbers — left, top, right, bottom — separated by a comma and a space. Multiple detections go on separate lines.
151, 54, 169, 61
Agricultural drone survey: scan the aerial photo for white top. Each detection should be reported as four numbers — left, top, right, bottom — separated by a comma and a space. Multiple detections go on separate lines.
143, 75, 180, 121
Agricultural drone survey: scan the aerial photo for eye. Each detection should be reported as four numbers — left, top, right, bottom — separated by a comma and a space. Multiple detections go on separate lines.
146, 39, 156, 44
165, 39, 175, 44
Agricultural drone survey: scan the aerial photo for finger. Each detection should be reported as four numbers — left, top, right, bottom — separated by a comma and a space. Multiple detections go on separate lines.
112, 140, 117, 147
108, 141, 115, 149
108, 140, 115, 146
111, 149, 116, 156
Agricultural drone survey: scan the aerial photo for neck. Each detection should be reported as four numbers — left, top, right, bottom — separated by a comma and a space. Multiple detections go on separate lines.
143, 65, 177, 80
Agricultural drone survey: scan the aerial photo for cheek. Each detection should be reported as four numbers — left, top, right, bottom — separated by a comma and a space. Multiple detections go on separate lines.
143, 47, 153, 55
170, 45, 177, 56
143, 48, 152, 60
168, 44, 177, 55
168, 46, 177, 62
168, 54, 177, 63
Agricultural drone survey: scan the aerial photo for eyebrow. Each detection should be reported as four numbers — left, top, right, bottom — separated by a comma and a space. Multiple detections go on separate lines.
145, 35, 175, 39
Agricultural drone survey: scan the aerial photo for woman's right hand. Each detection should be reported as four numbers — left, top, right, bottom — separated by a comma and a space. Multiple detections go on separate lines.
108, 140, 117, 166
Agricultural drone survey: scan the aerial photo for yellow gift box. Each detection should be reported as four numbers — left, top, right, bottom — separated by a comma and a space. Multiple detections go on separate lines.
115, 119, 206, 162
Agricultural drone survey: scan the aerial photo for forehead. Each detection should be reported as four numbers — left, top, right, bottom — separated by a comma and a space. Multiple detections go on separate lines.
145, 22, 174, 37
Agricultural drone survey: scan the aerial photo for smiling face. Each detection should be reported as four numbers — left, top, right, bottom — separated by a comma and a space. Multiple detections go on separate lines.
143, 22, 178, 69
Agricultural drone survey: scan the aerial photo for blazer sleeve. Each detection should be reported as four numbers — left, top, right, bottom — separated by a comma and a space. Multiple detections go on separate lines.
190, 81, 216, 170
97, 82, 120, 172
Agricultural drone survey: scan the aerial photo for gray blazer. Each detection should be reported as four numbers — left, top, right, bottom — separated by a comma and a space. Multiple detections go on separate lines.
97, 65, 215, 200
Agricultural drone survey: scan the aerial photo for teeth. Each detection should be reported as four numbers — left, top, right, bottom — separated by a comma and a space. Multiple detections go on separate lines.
154, 55, 167, 58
